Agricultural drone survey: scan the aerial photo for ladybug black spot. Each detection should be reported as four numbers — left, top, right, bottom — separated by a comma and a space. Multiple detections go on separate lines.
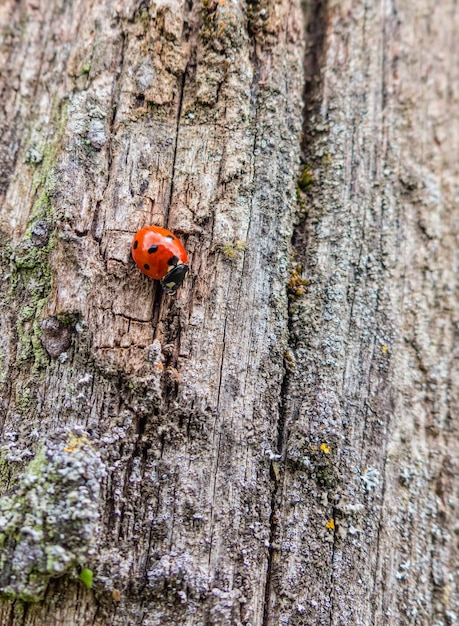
166, 235, 174, 241
133, 240, 139, 249
148, 245, 158, 253
169, 255, 179, 266
144, 264, 150, 270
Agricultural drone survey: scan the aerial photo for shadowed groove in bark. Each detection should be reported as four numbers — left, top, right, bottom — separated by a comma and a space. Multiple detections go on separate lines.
166, 67, 188, 227
302, 0, 330, 151
261, 1, 329, 623
89, 27, 127, 243
165, 0, 195, 227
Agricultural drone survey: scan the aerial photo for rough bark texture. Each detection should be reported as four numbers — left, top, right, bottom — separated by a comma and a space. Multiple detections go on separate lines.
0, 0, 458, 625
264, 2, 459, 625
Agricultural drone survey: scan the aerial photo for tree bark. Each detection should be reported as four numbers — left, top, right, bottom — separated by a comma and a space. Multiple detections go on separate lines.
0, 0, 458, 625
265, 1, 459, 624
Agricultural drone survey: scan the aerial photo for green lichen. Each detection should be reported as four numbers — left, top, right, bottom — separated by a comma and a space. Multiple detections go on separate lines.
134, 4, 150, 27
56, 311, 81, 329
8, 112, 65, 369
271, 460, 281, 482
295, 183, 308, 219
298, 166, 313, 192
0, 456, 10, 491
10, 221, 54, 369
79, 61, 91, 76
0, 98, 67, 428
221, 240, 247, 260
15, 385, 33, 414
295, 167, 313, 220
0, 436, 104, 602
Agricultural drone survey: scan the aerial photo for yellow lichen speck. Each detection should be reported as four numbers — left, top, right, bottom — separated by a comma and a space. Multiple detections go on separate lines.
64, 434, 89, 453
320, 443, 331, 454
326, 519, 335, 530
287, 265, 308, 298
222, 240, 246, 259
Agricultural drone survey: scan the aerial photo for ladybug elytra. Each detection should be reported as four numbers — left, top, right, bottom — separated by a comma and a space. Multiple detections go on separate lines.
132, 226, 189, 294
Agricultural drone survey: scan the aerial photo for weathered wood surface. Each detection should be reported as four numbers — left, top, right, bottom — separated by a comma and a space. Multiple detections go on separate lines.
0, 0, 458, 625
264, 2, 459, 625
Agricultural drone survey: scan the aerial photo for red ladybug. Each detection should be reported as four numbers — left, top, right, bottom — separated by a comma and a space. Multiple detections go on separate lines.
132, 226, 189, 294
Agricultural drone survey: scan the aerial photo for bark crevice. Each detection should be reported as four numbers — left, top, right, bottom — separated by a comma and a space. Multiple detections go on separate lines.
261, 0, 329, 622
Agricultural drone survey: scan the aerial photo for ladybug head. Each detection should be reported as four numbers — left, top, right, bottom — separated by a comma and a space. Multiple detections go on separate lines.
160, 264, 189, 294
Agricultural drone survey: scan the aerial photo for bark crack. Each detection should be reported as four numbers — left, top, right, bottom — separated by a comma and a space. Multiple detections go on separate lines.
165, 66, 188, 227
90, 28, 127, 241
261, 0, 330, 623
261, 355, 290, 626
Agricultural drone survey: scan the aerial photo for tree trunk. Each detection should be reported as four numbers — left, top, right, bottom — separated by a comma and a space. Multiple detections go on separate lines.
0, 0, 458, 625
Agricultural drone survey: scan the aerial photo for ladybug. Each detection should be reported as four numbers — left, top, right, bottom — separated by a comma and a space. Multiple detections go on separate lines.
132, 226, 189, 294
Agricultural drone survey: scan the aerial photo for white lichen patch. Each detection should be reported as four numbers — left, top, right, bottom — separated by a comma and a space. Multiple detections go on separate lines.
0, 434, 105, 602
361, 466, 380, 492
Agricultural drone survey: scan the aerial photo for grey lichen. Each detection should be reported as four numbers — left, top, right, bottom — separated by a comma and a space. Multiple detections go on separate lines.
86, 119, 106, 150
146, 553, 209, 603
0, 434, 104, 602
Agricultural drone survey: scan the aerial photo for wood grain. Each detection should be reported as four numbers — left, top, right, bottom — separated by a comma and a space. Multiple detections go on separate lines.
265, 1, 459, 624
